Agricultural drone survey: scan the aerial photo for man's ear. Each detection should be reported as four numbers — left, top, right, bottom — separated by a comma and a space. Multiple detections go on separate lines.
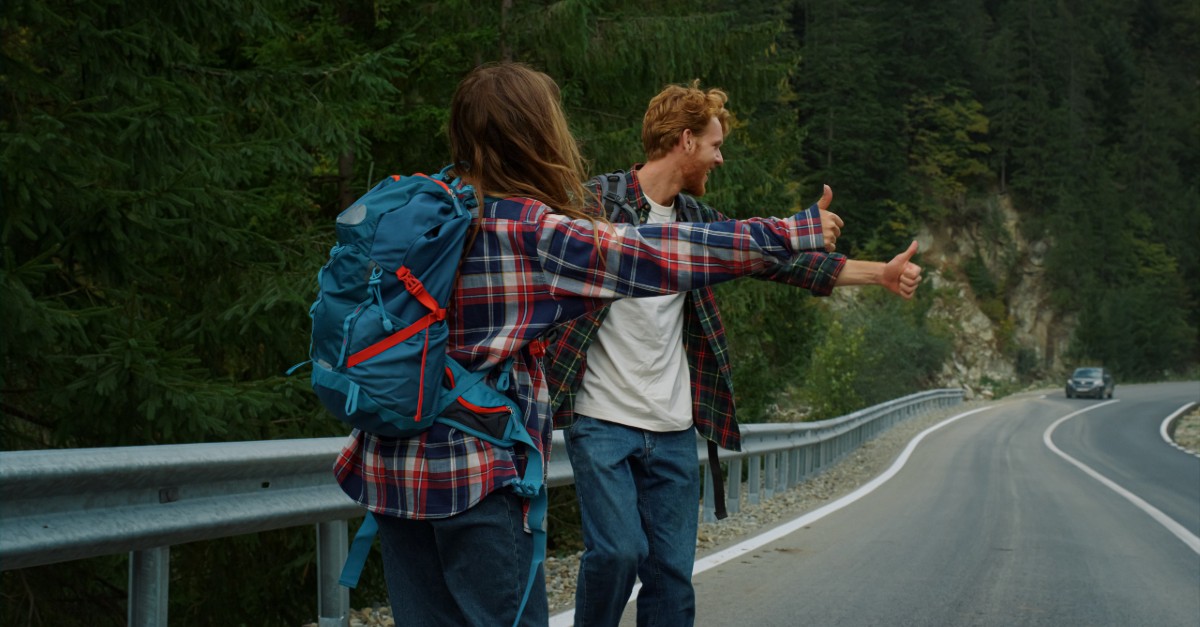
679, 128, 694, 153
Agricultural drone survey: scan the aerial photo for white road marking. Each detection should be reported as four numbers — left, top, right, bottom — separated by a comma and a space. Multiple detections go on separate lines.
549, 404, 998, 626
1159, 402, 1200, 458
1043, 400, 1200, 555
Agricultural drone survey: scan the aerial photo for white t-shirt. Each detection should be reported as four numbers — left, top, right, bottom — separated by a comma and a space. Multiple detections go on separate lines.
572, 194, 693, 432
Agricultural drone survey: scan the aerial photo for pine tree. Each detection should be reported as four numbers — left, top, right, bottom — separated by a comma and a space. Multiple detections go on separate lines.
507, 0, 824, 421
2, 1, 493, 623
1, 0, 421, 448
3, 0, 1196, 623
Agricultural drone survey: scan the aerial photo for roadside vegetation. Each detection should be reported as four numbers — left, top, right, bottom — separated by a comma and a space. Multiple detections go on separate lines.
2, 1, 1196, 625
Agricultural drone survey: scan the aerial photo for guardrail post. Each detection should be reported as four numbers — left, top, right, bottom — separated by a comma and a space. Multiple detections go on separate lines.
747, 455, 761, 505
764, 454, 776, 499
0, 389, 967, 622
727, 458, 741, 515
128, 546, 169, 627
317, 520, 350, 627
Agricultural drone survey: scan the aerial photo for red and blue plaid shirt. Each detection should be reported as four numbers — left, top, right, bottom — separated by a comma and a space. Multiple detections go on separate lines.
543, 166, 847, 451
334, 189, 830, 519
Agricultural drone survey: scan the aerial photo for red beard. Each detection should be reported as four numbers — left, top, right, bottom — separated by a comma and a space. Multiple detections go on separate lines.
680, 158, 708, 197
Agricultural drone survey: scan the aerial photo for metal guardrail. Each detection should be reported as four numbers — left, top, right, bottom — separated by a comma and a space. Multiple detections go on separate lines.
0, 388, 962, 626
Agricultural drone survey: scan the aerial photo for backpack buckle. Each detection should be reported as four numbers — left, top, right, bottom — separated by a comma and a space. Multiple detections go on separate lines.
396, 267, 430, 297
395, 266, 419, 288
395, 266, 442, 315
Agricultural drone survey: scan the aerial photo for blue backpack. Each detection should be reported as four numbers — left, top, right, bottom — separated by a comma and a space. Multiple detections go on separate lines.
299, 166, 546, 625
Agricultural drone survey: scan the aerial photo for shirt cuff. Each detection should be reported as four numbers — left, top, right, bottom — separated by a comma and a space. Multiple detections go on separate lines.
808, 253, 847, 296
791, 202, 827, 252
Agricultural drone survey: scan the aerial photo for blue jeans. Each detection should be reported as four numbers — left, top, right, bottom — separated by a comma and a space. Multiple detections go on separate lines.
566, 414, 700, 627
374, 490, 548, 627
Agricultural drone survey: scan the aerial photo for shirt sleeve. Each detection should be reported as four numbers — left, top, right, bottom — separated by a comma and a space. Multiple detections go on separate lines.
754, 251, 847, 296
690, 198, 840, 294
700, 201, 828, 253
531, 202, 823, 302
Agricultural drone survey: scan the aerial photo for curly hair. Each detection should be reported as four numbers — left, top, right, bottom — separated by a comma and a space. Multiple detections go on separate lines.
641, 80, 732, 160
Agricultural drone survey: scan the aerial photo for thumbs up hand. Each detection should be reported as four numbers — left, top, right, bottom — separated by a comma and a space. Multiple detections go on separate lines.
815, 185, 841, 252
882, 241, 922, 299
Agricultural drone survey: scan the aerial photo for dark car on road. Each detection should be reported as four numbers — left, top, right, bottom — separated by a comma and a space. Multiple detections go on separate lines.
1065, 367, 1114, 399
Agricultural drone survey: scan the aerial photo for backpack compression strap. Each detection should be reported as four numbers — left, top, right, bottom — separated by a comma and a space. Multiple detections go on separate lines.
343, 170, 459, 370
345, 265, 447, 425
346, 266, 444, 368
514, 473, 547, 627
338, 513, 378, 589
707, 440, 727, 520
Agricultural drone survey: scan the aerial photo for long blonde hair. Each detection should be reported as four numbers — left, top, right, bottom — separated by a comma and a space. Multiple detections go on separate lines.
449, 62, 592, 220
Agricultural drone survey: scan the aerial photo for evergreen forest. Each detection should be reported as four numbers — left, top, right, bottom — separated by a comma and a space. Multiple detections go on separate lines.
2, 1, 1196, 624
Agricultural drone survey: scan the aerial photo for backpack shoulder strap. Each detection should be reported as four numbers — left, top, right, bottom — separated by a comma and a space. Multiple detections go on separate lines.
594, 170, 639, 225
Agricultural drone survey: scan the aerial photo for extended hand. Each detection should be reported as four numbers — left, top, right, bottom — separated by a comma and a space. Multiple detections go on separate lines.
882, 241, 922, 299
816, 184, 842, 252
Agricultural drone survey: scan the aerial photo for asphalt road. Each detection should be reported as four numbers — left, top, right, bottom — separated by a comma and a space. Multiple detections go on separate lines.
632, 382, 1200, 626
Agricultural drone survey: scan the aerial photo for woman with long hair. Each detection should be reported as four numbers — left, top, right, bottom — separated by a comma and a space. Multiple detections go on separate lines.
333, 62, 857, 626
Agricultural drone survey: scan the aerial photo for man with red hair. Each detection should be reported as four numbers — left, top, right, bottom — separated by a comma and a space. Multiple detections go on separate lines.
545, 81, 921, 626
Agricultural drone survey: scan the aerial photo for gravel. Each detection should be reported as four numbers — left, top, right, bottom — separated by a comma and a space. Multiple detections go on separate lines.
312, 392, 1200, 626
1170, 406, 1200, 453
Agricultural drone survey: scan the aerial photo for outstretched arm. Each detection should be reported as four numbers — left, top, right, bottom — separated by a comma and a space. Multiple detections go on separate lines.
833, 241, 922, 299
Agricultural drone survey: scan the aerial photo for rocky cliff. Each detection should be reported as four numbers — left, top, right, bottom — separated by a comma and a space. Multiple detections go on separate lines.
917, 194, 1073, 399
831, 193, 1074, 400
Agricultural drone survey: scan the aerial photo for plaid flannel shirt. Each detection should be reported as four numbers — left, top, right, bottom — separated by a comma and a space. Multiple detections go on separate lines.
544, 166, 847, 451
334, 189, 831, 519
